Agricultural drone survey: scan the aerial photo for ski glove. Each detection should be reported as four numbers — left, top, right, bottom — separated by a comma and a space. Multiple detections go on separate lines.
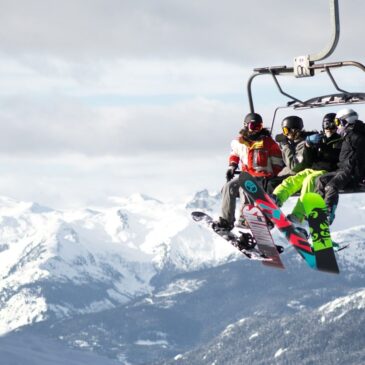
306, 133, 322, 146
226, 164, 238, 182
275, 133, 288, 147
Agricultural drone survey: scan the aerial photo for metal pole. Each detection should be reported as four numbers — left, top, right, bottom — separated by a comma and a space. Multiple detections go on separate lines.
247, 73, 259, 113
309, 0, 340, 62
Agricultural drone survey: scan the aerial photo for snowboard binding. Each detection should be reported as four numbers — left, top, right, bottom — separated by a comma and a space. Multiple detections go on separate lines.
294, 226, 310, 240
237, 231, 257, 251
237, 231, 284, 256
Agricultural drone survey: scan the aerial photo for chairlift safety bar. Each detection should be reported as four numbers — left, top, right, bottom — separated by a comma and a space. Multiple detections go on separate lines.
247, 61, 365, 114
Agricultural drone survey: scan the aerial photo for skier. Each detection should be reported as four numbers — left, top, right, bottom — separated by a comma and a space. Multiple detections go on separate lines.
265, 115, 313, 194
213, 113, 283, 232
316, 108, 365, 224
271, 113, 342, 223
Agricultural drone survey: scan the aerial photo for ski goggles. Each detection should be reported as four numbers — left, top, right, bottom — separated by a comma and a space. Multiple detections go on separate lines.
247, 121, 263, 132
323, 121, 337, 130
334, 118, 347, 127
282, 127, 300, 136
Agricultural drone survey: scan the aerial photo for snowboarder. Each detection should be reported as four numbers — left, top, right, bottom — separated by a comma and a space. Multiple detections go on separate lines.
271, 113, 342, 223
316, 108, 365, 224
213, 113, 283, 232
265, 116, 314, 195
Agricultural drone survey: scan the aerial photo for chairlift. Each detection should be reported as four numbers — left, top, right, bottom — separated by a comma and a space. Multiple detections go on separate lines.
246, 0, 365, 193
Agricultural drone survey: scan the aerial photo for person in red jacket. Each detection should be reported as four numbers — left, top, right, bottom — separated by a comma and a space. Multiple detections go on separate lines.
213, 113, 283, 232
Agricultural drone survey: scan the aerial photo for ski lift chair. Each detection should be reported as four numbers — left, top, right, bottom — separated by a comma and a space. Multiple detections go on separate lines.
245, 0, 365, 194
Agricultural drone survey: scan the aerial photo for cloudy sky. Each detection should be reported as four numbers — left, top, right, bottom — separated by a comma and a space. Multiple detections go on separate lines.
0, 0, 364, 208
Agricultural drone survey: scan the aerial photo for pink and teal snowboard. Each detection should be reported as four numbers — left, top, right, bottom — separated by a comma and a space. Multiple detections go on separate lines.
240, 172, 339, 274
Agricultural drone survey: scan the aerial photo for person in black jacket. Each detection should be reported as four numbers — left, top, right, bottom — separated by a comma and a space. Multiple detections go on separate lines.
307, 113, 342, 172
271, 113, 342, 223
316, 108, 365, 224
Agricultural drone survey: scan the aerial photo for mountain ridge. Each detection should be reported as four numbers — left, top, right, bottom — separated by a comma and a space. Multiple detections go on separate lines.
0, 190, 364, 364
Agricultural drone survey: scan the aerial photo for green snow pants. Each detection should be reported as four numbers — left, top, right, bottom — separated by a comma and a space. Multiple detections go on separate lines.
273, 168, 327, 222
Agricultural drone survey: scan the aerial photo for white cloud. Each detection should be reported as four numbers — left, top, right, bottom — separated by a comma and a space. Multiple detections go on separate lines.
0, 0, 363, 62
0, 94, 243, 156
0, 0, 363, 207
0, 154, 227, 208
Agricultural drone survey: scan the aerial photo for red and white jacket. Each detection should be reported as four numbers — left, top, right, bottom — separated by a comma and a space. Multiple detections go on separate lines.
229, 130, 283, 177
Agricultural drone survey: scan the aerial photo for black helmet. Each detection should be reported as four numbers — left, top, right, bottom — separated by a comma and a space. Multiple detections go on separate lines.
244, 113, 262, 125
281, 116, 304, 131
322, 113, 336, 130
243, 113, 263, 133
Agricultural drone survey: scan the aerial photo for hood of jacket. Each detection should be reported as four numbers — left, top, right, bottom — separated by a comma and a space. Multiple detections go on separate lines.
239, 127, 272, 141
353, 120, 365, 135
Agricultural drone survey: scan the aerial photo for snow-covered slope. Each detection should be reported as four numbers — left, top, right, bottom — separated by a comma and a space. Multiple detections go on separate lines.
319, 288, 365, 322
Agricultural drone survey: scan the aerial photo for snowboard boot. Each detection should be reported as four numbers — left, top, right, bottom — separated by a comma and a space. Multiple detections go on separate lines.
212, 217, 234, 233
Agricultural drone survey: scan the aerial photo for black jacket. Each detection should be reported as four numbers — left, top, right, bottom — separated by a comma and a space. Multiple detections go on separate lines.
337, 120, 365, 181
309, 132, 342, 172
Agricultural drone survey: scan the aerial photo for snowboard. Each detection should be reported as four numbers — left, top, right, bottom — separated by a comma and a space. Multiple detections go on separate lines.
239, 172, 339, 274
241, 204, 285, 269
302, 192, 339, 274
191, 211, 281, 265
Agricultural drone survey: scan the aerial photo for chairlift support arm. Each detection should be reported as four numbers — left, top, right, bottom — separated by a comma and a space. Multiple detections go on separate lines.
309, 0, 340, 62
294, 0, 340, 76
247, 0, 365, 113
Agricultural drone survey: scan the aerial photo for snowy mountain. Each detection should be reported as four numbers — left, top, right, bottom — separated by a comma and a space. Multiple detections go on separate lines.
0, 192, 234, 335
157, 288, 365, 365
0, 191, 364, 364
0, 332, 120, 365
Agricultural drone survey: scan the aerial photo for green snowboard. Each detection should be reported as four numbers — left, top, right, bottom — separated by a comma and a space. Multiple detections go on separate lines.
302, 192, 339, 274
